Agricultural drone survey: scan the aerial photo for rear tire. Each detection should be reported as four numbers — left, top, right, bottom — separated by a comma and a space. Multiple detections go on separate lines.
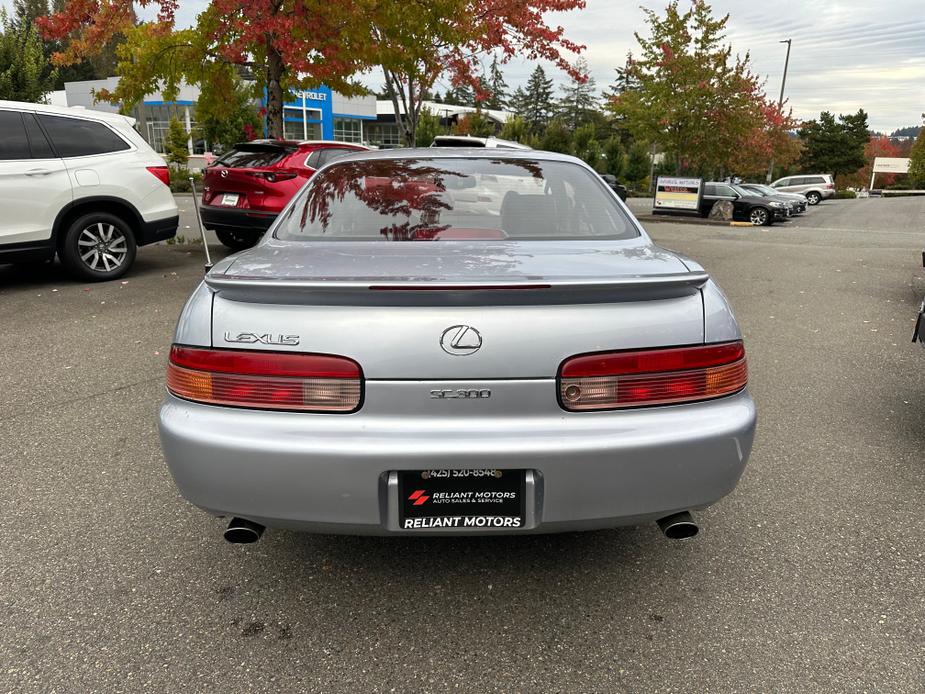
749, 207, 770, 226
215, 229, 259, 250
806, 191, 822, 205
59, 212, 136, 281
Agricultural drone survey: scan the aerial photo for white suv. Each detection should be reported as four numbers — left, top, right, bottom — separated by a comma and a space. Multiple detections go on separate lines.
770, 174, 835, 205
0, 100, 178, 280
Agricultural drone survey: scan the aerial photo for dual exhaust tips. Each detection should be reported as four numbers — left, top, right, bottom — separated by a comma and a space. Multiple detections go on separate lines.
223, 512, 698, 543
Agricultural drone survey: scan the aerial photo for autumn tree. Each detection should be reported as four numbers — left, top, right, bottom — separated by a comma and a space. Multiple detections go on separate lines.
609, 1, 778, 176
726, 101, 800, 180
836, 135, 901, 189
39, 0, 369, 139
195, 76, 260, 151
369, 0, 584, 146
558, 57, 598, 130
453, 110, 494, 137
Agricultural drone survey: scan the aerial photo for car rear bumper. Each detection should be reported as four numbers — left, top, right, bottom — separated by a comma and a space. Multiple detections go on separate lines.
137, 214, 179, 246
200, 205, 277, 236
158, 388, 757, 535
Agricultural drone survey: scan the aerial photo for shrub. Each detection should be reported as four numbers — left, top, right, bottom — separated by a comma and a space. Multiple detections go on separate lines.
165, 117, 190, 169
834, 189, 857, 199
169, 170, 204, 194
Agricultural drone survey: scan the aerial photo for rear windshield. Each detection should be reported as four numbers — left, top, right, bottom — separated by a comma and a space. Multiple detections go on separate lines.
214, 145, 293, 169
275, 157, 637, 242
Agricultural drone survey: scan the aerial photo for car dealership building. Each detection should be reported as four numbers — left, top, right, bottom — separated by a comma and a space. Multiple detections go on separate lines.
53, 78, 512, 154
57, 78, 378, 154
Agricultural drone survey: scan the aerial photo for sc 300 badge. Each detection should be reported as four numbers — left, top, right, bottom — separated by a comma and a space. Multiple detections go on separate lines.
430, 389, 491, 399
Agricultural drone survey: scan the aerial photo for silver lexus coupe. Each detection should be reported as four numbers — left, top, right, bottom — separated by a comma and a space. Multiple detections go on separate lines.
158, 149, 756, 542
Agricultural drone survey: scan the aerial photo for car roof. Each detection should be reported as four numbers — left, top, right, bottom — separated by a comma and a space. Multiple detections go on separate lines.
431, 135, 531, 150
322, 147, 586, 166
0, 99, 135, 126
231, 139, 369, 151
297, 140, 368, 148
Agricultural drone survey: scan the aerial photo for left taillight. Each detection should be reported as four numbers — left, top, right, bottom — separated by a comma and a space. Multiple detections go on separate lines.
251, 171, 297, 183
166, 345, 362, 413
146, 166, 170, 187
558, 341, 747, 411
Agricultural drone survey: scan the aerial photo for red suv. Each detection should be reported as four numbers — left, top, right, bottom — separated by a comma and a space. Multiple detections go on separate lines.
200, 140, 368, 249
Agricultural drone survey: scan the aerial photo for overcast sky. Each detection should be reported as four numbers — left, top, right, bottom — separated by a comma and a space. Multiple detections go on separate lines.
15, 0, 925, 132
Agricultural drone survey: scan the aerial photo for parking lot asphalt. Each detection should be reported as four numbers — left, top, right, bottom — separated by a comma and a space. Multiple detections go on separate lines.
1, 198, 924, 693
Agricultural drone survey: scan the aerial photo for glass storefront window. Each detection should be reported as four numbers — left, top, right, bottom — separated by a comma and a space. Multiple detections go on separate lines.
282, 107, 323, 141
333, 117, 363, 143
366, 123, 402, 148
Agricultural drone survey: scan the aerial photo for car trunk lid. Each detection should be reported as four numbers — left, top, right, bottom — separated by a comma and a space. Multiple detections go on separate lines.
207, 239, 707, 379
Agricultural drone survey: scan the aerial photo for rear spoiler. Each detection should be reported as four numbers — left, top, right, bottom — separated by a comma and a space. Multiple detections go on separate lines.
205, 272, 710, 304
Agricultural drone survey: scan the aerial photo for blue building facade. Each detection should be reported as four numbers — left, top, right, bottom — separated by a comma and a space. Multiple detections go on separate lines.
280, 86, 377, 143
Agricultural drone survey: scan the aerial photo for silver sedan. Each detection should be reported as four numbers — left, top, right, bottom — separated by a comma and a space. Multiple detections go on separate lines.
158, 149, 756, 542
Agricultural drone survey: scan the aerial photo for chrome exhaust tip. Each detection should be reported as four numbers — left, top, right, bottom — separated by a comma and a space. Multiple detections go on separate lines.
656, 511, 698, 539
224, 517, 265, 544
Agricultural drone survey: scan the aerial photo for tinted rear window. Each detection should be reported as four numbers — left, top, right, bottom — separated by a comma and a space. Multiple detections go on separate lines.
215, 146, 292, 168
0, 111, 30, 159
306, 147, 359, 169
276, 157, 638, 242
38, 115, 130, 157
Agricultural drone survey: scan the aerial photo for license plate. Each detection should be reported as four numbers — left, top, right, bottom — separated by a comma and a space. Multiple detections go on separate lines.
221, 193, 239, 206
398, 469, 525, 530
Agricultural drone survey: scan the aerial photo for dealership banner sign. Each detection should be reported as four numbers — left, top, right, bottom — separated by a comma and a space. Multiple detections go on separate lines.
654, 177, 703, 212
872, 157, 910, 174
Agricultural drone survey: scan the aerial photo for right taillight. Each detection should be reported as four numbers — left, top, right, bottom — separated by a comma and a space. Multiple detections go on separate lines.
558, 341, 747, 411
166, 345, 362, 412
146, 165, 170, 187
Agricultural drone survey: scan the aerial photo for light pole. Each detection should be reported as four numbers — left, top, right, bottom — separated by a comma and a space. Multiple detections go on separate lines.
767, 38, 792, 183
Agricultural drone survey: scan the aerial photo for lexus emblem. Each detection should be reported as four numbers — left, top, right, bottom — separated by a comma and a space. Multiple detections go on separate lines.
220, 169, 228, 178
440, 325, 482, 356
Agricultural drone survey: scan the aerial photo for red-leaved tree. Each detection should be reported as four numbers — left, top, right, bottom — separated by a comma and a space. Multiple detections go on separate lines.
39, 0, 585, 144
366, 0, 586, 145
39, 0, 371, 138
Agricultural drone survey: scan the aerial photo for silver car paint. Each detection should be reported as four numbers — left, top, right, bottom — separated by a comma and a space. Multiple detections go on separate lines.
159, 389, 754, 534
161, 149, 756, 534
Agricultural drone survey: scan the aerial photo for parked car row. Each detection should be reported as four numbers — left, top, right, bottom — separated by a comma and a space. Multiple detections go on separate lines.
695, 175, 835, 225
0, 96, 838, 276
200, 139, 369, 249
